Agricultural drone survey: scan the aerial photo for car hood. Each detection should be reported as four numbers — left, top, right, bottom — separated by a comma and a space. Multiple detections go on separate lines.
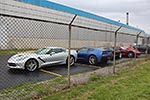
8, 53, 38, 61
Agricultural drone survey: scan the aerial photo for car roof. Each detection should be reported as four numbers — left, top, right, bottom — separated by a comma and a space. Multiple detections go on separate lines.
46, 47, 65, 49
83, 46, 109, 51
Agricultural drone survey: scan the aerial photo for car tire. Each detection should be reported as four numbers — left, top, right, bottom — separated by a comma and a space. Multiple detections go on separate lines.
67, 56, 75, 66
127, 52, 134, 58
25, 59, 38, 72
119, 53, 122, 59
88, 55, 98, 65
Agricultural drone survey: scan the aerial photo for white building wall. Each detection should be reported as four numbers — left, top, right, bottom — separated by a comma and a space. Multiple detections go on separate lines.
0, 0, 145, 49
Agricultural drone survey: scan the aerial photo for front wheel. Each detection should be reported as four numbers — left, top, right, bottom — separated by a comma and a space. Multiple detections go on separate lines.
88, 55, 98, 65
67, 56, 75, 66
25, 59, 38, 72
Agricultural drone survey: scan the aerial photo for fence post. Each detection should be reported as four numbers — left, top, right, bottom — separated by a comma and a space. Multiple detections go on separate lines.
134, 31, 142, 64
136, 31, 142, 45
146, 37, 150, 60
68, 15, 77, 87
113, 26, 122, 74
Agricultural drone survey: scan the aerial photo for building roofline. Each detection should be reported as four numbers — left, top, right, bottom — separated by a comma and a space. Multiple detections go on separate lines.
20, 0, 144, 32
144, 33, 150, 37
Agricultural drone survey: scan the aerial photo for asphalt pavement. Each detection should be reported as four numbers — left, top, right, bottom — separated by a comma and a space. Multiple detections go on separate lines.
0, 54, 98, 90
0, 54, 135, 90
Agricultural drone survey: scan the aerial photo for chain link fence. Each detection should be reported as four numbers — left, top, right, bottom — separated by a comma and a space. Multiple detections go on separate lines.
0, 15, 140, 50
0, 0, 147, 99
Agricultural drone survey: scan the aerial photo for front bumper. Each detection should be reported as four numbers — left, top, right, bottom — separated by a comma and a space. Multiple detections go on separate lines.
7, 61, 25, 69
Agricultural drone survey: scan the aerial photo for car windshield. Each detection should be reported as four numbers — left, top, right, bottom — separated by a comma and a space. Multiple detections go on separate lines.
35, 48, 52, 54
120, 46, 128, 50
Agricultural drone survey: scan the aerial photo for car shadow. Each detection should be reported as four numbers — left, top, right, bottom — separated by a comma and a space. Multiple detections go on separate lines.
41, 64, 66, 70
77, 60, 112, 67
7, 68, 40, 74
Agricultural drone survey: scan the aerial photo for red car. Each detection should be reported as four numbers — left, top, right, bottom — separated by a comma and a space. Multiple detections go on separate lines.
118, 46, 141, 58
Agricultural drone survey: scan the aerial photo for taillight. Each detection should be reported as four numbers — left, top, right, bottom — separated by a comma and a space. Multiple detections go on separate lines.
102, 51, 108, 54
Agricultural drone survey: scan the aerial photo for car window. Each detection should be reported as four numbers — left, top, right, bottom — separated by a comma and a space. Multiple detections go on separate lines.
104, 47, 113, 51
140, 45, 147, 48
35, 48, 52, 54
133, 45, 138, 48
52, 48, 64, 53
120, 47, 127, 50
78, 47, 89, 52
88, 48, 94, 51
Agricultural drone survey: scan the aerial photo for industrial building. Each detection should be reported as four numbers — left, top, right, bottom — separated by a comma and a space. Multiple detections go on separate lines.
0, 0, 146, 49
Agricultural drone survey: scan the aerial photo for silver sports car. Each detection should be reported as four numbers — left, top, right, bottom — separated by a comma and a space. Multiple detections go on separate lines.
8, 47, 77, 71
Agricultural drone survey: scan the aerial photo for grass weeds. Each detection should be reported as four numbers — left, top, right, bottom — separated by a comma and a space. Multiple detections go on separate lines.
42, 61, 150, 100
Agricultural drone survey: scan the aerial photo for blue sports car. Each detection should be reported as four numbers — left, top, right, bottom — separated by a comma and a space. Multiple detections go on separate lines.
77, 47, 112, 65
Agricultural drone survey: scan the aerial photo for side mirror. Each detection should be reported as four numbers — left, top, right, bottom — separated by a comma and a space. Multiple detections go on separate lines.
50, 52, 55, 56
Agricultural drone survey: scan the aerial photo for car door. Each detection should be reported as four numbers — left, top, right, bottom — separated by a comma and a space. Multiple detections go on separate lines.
46, 48, 66, 65
77, 47, 89, 60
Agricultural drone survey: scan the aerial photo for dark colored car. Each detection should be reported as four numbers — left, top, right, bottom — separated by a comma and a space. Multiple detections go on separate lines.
118, 46, 141, 58
133, 45, 146, 54
77, 47, 112, 65
105, 47, 122, 59
133, 45, 150, 54
147, 46, 150, 54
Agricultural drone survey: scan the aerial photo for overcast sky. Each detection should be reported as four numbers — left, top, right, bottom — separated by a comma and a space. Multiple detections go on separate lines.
49, 0, 150, 34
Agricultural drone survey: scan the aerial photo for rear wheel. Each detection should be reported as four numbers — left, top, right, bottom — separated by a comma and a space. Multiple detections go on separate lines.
88, 55, 97, 65
25, 59, 38, 72
127, 52, 134, 58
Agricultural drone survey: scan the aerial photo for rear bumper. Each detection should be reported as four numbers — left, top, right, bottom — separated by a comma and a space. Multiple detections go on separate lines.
136, 53, 141, 56
101, 56, 112, 62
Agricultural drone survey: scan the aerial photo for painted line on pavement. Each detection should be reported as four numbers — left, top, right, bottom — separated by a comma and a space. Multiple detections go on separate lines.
40, 69, 62, 77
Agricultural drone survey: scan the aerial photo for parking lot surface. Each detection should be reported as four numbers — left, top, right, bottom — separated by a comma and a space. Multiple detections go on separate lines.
0, 55, 99, 89
0, 54, 142, 90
